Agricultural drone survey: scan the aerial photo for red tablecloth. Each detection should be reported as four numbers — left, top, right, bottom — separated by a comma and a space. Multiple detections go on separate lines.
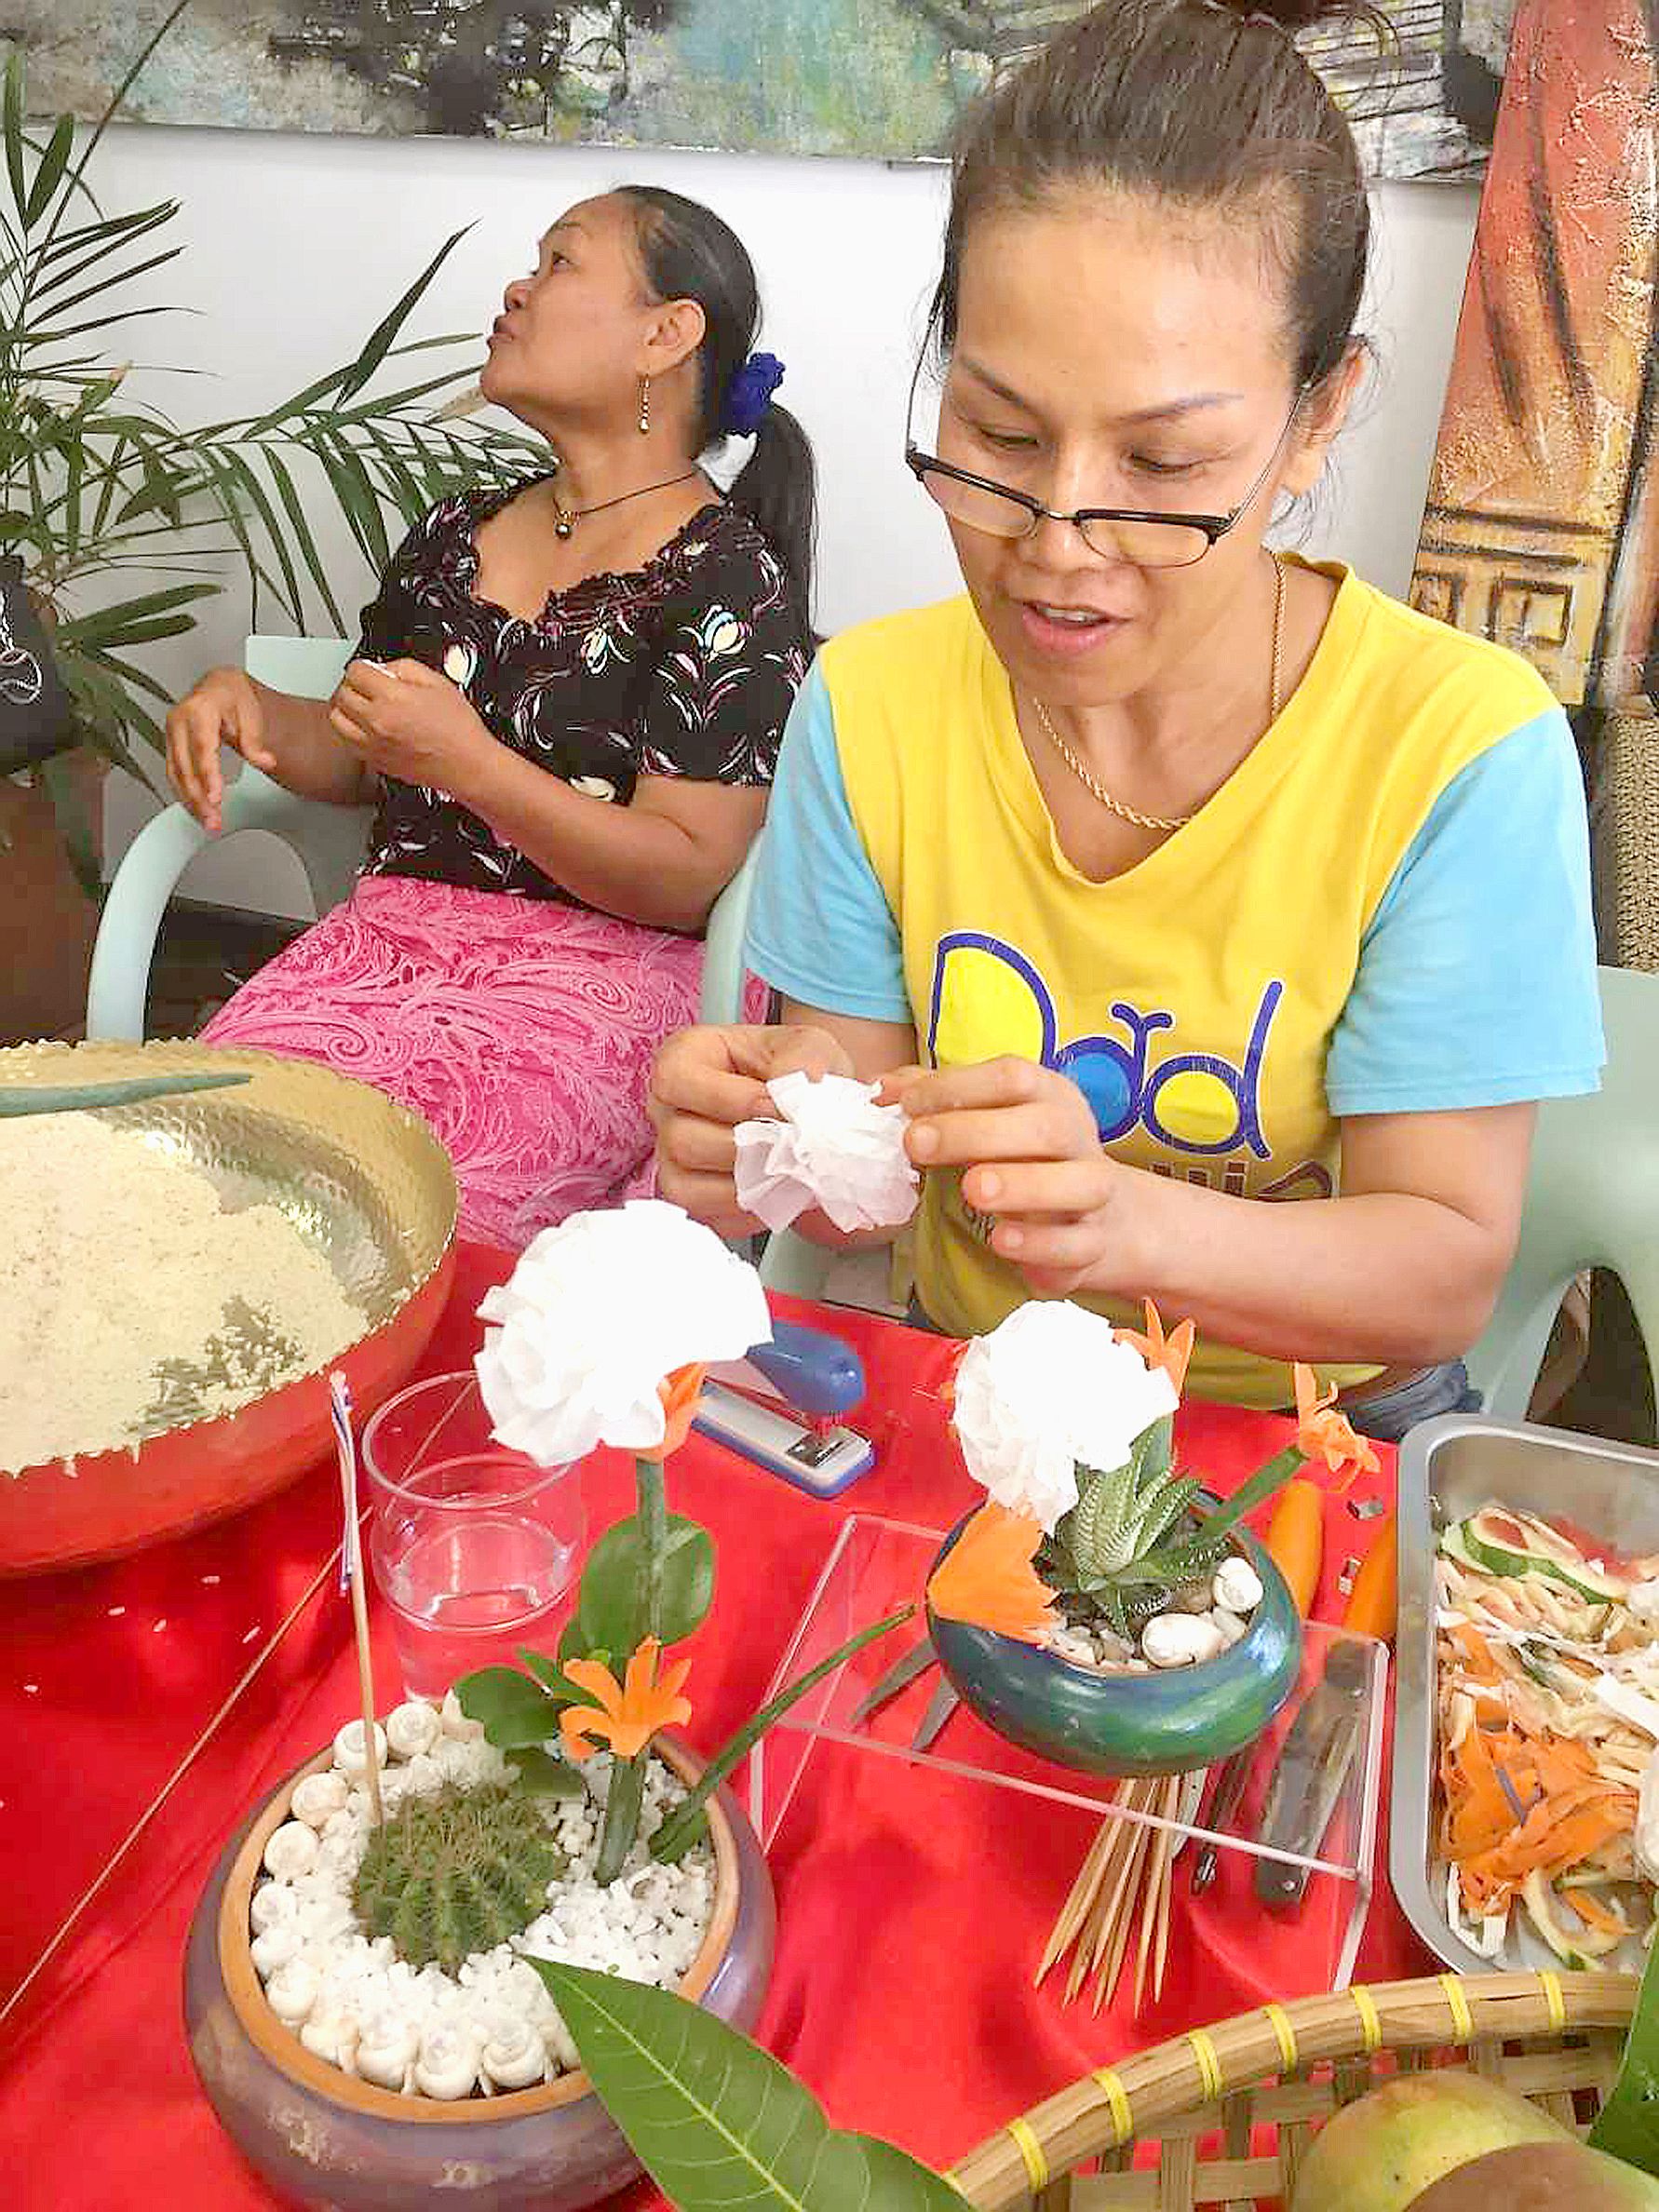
0, 1245, 1430, 2201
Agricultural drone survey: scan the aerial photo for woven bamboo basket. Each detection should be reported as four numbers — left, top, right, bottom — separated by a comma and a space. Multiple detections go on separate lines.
949, 1971, 1639, 2211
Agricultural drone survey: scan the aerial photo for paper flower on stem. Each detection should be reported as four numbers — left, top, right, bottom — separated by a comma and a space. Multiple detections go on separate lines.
951, 1301, 1179, 1532
1116, 1299, 1197, 1396
1293, 1364, 1381, 1488
559, 1638, 693, 1763
475, 1201, 770, 1465
926, 1503, 1058, 1643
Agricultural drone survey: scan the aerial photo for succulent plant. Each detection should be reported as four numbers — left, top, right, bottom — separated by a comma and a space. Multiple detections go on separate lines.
352, 1785, 565, 1973
1041, 1416, 1229, 1640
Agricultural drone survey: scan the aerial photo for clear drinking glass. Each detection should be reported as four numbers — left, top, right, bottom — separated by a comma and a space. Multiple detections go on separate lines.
362, 1372, 586, 1701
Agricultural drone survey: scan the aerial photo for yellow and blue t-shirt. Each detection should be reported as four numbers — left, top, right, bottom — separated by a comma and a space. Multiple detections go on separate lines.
744, 562, 1603, 1405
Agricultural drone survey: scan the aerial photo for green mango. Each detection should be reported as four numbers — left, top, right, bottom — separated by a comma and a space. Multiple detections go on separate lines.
1289, 2074, 1571, 2212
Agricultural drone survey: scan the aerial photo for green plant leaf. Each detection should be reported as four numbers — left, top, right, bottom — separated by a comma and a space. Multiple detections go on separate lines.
1590, 1912, 1659, 2171
4, 54, 28, 231
577, 1513, 715, 1656
514, 1647, 588, 1707
503, 1746, 585, 1798
453, 1666, 563, 1749
533, 1962, 969, 2212
22, 115, 74, 230
337, 224, 472, 401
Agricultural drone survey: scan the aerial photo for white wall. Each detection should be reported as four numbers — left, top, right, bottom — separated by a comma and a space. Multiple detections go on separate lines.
88, 120, 1479, 915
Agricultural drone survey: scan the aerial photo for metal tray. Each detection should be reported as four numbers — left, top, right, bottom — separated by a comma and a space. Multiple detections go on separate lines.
1391, 1412, 1659, 1973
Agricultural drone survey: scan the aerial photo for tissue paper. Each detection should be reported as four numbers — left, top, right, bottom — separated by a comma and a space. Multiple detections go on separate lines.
733, 1071, 920, 1235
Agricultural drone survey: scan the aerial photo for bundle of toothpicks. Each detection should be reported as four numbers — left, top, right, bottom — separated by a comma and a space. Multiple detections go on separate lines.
1037, 1774, 1183, 2016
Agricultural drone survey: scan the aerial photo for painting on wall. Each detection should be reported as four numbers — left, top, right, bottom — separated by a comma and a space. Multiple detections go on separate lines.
1410, 0, 1659, 709
10, 0, 1509, 179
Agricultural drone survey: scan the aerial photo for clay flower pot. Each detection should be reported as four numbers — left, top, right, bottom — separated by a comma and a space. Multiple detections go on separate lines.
184, 1736, 774, 2211
928, 1518, 1302, 1779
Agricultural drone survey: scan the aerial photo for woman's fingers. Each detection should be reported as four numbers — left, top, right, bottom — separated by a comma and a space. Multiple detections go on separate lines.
651, 1027, 777, 1131
907, 1099, 1089, 1168
962, 1158, 1111, 1219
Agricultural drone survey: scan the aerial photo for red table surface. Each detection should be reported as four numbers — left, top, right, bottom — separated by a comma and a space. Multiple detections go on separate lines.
0, 1244, 1430, 2203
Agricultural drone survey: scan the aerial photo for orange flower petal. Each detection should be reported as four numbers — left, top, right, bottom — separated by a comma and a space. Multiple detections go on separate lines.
560, 1704, 611, 1762
927, 1502, 1059, 1644
1290, 1364, 1381, 1489
559, 1637, 695, 1764
657, 1363, 707, 1457
1118, 1299, 1196, 1396
561, 1656, 626, 1714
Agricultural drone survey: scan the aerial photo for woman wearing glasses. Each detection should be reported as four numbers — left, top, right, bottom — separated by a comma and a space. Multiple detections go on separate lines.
650, 0, 1602, 1433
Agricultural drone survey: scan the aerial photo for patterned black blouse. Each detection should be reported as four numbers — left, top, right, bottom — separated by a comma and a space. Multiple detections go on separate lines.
353, 482, 812, 902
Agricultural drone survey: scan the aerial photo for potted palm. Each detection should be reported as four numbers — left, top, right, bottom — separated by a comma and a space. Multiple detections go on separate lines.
2, 7, 541, 1036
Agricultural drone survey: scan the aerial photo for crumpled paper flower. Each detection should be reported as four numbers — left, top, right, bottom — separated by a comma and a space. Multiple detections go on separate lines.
951, 1301, 1180, 1532
475, 1200, 771, 1466
733, 1071, 920, 1234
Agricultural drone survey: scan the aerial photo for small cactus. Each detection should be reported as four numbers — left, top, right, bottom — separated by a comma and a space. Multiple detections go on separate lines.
1042, 1418, 1228, 1641
352, 1785, 564, 1972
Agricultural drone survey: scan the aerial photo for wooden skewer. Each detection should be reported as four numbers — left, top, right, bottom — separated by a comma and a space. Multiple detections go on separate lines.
1153, 1774, 1179, 2001
1039, 1770, 1188, 2016
1036, 1795, 1122, 1986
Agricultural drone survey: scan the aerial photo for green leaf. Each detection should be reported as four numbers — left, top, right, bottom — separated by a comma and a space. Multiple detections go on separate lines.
337, 224, 471, 402
453, 1665, 563, 1749
533, 1962, 970, 2212
577, 1513, 715, 1656
503, 1746, 584, 1798
1189, 1446, 1306, 1551
1591, 1915, 1659, 2171
258, 448, 347, 631
4, 56, 28, 232
22, 115, 74, 230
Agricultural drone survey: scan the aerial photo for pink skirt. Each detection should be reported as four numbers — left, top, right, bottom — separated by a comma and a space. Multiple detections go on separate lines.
203, 875, 744, 1251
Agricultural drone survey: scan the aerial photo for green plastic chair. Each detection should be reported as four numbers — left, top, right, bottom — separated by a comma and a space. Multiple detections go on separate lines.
86, 635, 768, 1045
1465, 964, 1659, 1420
86, 637, 366, 1042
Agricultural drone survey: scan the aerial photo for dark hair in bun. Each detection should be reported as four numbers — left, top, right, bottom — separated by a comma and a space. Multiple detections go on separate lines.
932, 0, 1380, 395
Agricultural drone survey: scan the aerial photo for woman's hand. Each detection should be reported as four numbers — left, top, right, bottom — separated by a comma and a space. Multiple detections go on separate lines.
329, 658, 496, 794
165, 667, 280, 835
650, 1023, 856, 1235
886, 1057, 1135, 1297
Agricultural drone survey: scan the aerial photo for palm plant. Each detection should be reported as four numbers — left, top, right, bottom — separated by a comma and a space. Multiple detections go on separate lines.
3, 4, 544, 881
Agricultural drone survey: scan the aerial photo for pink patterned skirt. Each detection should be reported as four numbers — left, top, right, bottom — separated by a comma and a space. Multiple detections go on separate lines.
203, 875, 741, 1251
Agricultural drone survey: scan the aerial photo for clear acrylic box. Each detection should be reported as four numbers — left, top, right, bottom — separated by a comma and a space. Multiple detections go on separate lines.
749, 1516, 1387, 2007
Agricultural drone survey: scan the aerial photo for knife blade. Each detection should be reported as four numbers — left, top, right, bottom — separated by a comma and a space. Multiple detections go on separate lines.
1189, 1747, 1256, 1897
910, 1678, 958, 1753
848, 1638, 937, 1728
1252, 1636, 1369, 1911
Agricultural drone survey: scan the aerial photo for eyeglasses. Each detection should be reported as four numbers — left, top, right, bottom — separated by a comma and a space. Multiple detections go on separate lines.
903, 357, 1309, 572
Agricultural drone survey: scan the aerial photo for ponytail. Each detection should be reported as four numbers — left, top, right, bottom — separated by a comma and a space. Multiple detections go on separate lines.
728, 400, 816, 614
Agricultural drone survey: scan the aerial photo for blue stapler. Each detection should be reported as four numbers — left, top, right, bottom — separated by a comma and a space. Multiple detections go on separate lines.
694, 1318, 875, 1497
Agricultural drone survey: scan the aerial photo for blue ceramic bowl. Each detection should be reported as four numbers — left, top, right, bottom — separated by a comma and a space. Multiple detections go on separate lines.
928, 1518, 1302, 1778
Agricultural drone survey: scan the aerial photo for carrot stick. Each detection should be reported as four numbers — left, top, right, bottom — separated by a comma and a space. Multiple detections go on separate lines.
1264, 1478, 1324, 1615
1343, 1514, 1396, 1641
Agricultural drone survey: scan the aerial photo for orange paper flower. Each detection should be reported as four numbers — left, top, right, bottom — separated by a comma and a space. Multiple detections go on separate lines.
656, 1363, 707, 1457
1117, 1299, 1197, 1396
559, 1637, 693, 1763
926, 1502, 1059, 1644
1293, 1364, 1382, 1489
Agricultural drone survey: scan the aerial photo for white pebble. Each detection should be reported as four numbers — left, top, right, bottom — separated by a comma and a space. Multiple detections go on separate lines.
250, 1924, 302, 1979
1211, 1557, 1265, 1618
386, 1700, 442, 1761
333, 1720, 388, 1777
265, 1958, 319, 2027
415, 2023, 479, 2099
1141, 1612, 1226, 1668
263, 1820, 320, 1880
300, 2005, 358, 2071
356, 2009, 418, 2091
479, 2008, 546, 2090
440, 1689, 484, 1742
250, 1882, 298, 1936
1212, 1607, 1249, 1650
403, 1751, 443, 1798
290, 1771, 350, 1828
1049, 1627, 1096, 1667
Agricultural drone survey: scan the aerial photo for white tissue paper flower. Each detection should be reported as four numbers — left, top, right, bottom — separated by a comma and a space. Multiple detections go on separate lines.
475, 1201, 772, 1466
951, 1301, 1180, 1532
733, 1071, 920, 1234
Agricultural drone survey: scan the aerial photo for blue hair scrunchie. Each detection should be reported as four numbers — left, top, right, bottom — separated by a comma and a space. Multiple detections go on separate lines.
720, 351, 785, 438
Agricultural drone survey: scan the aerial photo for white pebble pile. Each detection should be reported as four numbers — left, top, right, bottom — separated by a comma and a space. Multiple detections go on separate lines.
1046, 1555, 1265, 1675
248, 1694, 715, 2098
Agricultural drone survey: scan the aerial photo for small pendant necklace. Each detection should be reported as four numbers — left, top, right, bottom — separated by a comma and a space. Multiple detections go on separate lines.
1032, 553, 1288, 835
549, 467, 701, 541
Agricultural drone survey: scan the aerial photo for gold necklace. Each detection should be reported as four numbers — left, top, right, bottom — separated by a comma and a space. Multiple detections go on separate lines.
551, 467, 701, 541
1032, 554, 1287, 834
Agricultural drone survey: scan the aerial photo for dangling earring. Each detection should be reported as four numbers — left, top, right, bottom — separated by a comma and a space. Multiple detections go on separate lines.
638, 377, 651, 436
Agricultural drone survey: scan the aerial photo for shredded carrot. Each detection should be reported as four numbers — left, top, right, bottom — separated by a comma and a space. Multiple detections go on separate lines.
1567, 1889, 1627, 1936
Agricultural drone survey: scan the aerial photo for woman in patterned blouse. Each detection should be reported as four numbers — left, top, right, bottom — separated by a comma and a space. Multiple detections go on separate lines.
165, 187, 815, 1248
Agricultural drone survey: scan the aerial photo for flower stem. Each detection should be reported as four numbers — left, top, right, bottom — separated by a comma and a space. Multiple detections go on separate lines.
650, 1605, 916, 1866
594, 1750, 647, 1885
637, 1454, 667, 1644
